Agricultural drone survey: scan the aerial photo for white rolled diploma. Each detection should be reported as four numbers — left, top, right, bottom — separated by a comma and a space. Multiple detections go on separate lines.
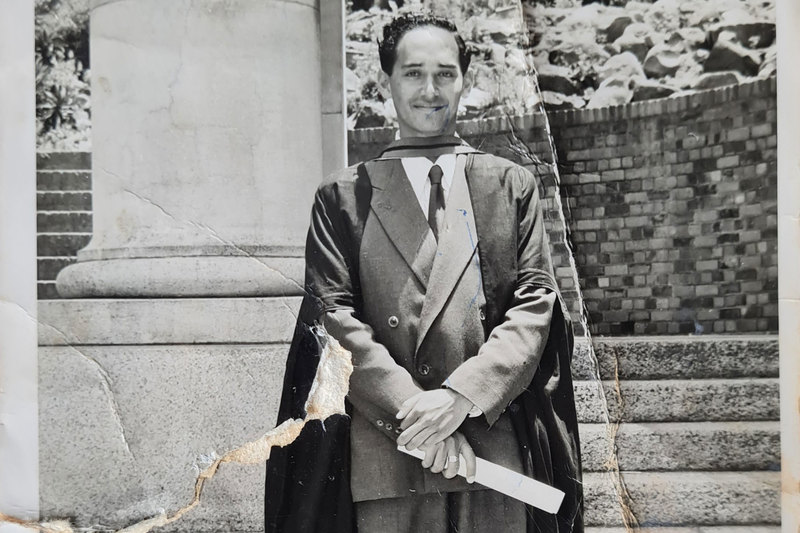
397, 445, 565, 514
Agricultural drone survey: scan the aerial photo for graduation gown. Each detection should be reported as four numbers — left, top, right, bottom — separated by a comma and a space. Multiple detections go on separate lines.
264, 137, 583, 533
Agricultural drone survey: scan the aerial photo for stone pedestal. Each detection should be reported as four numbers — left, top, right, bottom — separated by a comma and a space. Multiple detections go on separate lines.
38, 298, 300, 531
56, 0, 324, 297
39, 0, 346, 530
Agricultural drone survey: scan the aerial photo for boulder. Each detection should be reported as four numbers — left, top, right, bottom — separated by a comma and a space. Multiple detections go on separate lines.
541, 90, 586, 110
691, 71, 743, 90
704, 30, 761, 76
645, 0, 683, 33
688, 0, 749, 26
624, 1, 653, 19
545, 33, 611, 69
672, 51, 705, 88
587, 77, 634, 108
614, 23, 661, 62
601, 16, 634, 43
536, 62, 580, 95
560, 3, 607, 31
597, 52, 646, 85
632, 78, 677, 101
471, 16, 520, 45
666, 27, 708, 51
643, 43, 683, 78
711, 9, 776, 49
719, 22, 775, 49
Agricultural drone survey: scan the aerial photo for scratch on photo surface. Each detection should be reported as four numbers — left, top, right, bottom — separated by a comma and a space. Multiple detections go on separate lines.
0, 327, 353, 533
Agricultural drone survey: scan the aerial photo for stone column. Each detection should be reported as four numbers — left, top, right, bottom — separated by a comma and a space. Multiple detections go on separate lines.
38, 1, 340, 530
320, 0, 347, 174
56, 0, 323, 297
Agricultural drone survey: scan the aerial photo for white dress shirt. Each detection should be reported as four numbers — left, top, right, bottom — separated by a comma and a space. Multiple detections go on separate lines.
400, 151, 483, 418
400, 154, 458, 217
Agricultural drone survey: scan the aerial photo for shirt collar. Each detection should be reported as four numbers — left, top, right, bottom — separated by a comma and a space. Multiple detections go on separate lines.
400, 153, 457, 192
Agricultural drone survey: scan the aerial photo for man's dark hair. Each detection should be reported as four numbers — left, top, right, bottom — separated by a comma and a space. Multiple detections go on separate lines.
378, 14, 472, 75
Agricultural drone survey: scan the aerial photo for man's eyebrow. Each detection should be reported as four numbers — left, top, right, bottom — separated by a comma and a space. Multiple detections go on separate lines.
399, 62, 458, 69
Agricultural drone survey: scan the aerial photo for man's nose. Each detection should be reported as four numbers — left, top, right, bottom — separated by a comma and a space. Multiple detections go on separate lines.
421, 75, 437, 99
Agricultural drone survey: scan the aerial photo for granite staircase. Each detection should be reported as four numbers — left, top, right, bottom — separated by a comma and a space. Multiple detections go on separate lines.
574, 336, 780, 532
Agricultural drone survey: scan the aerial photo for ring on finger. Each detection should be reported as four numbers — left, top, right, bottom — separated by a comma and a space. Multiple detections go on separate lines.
448, 456, 458, 463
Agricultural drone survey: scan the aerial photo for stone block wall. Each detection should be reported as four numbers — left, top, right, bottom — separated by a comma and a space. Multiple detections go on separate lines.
349, 78, 778, 335
36, 152, 92, 299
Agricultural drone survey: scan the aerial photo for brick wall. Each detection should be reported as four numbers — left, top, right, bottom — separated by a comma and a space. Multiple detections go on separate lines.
348, 78, 778, 335
36, 152, 92, 299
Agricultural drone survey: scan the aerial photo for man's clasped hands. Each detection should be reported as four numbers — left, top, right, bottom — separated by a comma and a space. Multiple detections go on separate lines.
396, 388, 478, 483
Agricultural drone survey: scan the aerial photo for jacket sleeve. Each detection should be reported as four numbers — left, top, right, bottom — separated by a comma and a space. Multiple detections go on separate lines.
444, 166, 557, 426
305, 183, 424, 440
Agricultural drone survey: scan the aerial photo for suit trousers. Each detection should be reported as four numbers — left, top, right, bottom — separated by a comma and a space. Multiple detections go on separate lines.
354, 489, 527, 533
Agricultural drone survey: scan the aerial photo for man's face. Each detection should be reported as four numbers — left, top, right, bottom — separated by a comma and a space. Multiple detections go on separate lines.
387, 25, 469, 138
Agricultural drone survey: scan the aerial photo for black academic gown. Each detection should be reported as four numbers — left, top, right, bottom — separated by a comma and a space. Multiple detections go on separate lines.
264, 137, 583, 533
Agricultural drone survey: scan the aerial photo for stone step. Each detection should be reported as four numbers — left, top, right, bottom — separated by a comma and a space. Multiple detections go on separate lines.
583, 471, 780, 526
574, 378, 779, 423
37, 151, 91, 171
37, 212, 93, 233
37, 191, 92, 211
580, 421, 779, 472
573, 336, 778, 380
36, 170, 92, 191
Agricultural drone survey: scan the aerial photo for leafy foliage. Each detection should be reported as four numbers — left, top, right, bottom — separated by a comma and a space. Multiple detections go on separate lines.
35, 0, 91, 151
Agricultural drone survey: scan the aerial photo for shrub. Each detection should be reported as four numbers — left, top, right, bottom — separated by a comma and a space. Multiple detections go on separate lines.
35, 0, 91, 151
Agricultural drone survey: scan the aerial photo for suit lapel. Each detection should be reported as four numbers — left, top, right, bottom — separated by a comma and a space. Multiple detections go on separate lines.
416, 154, 479, 353
366, 159, 437, 288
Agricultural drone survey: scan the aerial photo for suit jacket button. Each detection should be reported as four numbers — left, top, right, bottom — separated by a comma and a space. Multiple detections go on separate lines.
479, 308, 486, 321
385, 423, 393, 431
388, 315, 399, 328
418, 363, 430, 375
376, 419, 384, 427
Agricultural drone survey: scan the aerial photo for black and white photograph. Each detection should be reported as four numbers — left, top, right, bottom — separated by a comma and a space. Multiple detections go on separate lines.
0, 0, 796, 532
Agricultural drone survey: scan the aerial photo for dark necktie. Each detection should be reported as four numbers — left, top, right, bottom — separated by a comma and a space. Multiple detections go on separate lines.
427, 164, 445, 240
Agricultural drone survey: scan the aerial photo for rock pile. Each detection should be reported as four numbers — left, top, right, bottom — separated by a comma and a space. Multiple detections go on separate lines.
345, 0, 775, 128
527, 0, 776, 109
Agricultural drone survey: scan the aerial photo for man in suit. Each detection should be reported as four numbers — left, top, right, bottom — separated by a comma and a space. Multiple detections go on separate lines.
265, 13, 582, 533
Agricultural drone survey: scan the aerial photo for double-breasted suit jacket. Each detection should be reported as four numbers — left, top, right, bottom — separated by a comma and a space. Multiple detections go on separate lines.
265, 137, 583, 533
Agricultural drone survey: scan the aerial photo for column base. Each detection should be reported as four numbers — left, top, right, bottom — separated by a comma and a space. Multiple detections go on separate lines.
55, 255, 305, 298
